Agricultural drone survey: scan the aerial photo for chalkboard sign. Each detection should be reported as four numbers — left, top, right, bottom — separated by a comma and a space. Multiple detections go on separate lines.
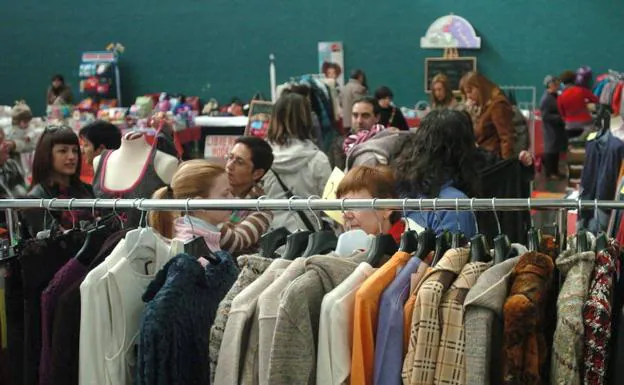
425, 57, 477, 93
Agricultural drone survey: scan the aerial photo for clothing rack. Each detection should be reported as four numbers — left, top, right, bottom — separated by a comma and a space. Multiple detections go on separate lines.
1, 197, 622, 211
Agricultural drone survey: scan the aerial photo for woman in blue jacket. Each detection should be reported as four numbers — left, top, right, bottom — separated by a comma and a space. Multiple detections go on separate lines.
393, 109, 480, 237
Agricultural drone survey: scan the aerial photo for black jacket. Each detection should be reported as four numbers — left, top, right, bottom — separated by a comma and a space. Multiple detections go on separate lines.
540, 90, 567, 153
379, 106, 409, 131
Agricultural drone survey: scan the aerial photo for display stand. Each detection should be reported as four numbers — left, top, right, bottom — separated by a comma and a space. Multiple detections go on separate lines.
78, 51, 122, 107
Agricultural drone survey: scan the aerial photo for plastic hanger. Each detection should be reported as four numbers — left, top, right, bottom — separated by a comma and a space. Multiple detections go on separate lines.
413, 198, 436, 262
526, 198, 542, 252
468, 198, 492, 263
336, 198, 372, 257
256, 196, 290, 258
365, 198, 398, 268
281, 197, 312, 260
399, 198, 418, 253
451, 198, 466, 248
576, 199, 590, 252
301, 196, 338, 258
491, 198, 511, 265
593, 199, 608, 253
182, 198, 220, 264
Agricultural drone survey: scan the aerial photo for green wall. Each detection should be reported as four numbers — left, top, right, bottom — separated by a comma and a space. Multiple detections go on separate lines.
2, 0, 623, 116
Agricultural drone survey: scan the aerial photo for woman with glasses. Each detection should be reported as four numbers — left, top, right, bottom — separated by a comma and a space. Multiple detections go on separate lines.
22, 126, 94, 237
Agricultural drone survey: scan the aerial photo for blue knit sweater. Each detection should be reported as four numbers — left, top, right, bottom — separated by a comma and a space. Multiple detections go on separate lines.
136, 252, 239, 385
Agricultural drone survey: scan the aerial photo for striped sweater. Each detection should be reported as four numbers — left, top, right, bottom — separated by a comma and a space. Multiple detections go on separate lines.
220, 210, 273, 254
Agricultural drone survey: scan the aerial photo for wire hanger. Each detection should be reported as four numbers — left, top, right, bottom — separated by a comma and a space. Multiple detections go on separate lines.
259, 195, 291, 258
451, 198, 466, 248
469, 198, 491, 263
399, 198, 418, 253
594, 198, 607, 252
576, 199, 589, 252
492, 197, 511, 264
282, 196, 313, 260
301, 195, 338, 258
526, 198, 541, 251
431, 198, 451, 266
413, 198, 436, 263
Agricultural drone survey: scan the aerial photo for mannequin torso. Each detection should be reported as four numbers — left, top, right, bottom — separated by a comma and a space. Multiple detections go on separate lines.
93, 133, 178, 190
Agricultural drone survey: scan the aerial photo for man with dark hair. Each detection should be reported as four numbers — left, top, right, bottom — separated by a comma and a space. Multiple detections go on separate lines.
351, 96, 381, 132
226, 136, 274, 198
79, 120, 122, 166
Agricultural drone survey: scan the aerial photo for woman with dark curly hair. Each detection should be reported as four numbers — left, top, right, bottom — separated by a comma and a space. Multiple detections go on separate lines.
393, 109, 479, 237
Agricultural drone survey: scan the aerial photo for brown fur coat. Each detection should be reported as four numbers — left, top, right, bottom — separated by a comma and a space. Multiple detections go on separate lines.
502, 251, 555, 385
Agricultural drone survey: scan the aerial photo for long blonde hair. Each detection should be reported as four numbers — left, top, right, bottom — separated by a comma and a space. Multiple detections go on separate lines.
149, 160, 226, 238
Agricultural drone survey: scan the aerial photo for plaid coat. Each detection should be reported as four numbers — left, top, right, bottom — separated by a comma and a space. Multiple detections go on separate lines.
551, 249, 596, 385
583, 241, 620, 385
402, 248, 469, 385
433, 261, 491, 385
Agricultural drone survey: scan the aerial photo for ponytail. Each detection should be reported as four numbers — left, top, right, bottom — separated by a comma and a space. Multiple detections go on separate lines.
149, 185, 178, 239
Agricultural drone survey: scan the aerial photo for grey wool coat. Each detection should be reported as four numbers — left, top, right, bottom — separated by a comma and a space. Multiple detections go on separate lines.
464, 256, 520, 385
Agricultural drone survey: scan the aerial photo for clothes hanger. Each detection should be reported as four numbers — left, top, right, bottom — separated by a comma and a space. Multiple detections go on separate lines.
491, 198, 511, 264
412, 198, 436, 262
576, 199, 590, 252
75, 198, 113, 265
399, 198, 418, 253
431, 199, 451, 267
469, 198, 492, 263
451, 198, 466, 248
594, 199, 608, 253
301, 196, 338, 258
257, 195, 291, 258
281, 197, 312, 260
335, 197, 372, 257
182, 198, 220, 264
365, 198, 398, 268
526, 198, 542, 252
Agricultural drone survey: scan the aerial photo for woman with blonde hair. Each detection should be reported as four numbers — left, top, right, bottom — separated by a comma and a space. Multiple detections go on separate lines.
460, 71, 515, 159
263, 92, 331, 232
149, 160, 272, 254
430, 74, 457, 109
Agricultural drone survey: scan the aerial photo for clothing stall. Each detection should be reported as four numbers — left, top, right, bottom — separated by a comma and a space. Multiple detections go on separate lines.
1, 197, 624, 385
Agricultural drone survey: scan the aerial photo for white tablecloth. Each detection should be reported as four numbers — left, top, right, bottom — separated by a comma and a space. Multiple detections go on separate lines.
194, 116, 248, 127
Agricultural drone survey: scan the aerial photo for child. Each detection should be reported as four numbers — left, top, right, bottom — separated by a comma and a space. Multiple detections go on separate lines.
7, 101, 37, 176
0, 128, 26, 198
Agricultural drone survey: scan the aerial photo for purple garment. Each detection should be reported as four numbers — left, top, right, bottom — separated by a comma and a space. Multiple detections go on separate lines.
39, 258, 88, 385
373, 256, 422, 385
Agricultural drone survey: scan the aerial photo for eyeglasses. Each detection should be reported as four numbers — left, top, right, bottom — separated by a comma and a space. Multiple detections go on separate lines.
224, 154, 251, 167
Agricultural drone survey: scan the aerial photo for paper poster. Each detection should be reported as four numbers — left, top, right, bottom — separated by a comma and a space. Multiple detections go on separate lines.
204, 135, 238, 163
322, 167, 346, 225
318, 42, 345, 87
244, 101, 273, 139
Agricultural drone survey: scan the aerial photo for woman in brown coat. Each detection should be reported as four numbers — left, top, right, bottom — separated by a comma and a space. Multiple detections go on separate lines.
462, 72, 515, 159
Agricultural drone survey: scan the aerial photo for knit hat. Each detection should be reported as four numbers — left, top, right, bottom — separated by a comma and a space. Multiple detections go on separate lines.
11, 100, 33, 124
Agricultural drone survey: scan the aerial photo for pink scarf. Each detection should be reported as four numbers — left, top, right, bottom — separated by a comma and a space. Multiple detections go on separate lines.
173, 216, 222, 252
343, 124, 384, 154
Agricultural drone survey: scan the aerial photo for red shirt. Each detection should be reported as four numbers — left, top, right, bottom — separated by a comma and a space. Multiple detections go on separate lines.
557, 85, 599, 124
388, 219, 406, 245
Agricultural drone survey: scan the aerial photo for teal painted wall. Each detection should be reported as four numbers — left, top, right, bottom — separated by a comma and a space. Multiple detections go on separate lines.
2, 0, 623, 115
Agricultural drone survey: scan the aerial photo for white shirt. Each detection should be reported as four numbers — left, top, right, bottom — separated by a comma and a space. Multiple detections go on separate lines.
316, 262, 376, 385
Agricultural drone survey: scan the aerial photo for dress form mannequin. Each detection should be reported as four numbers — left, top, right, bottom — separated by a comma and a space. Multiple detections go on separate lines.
93, 132, 178, 190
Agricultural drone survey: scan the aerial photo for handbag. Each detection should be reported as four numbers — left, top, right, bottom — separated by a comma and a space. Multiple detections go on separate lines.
271, 169, 317, 231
